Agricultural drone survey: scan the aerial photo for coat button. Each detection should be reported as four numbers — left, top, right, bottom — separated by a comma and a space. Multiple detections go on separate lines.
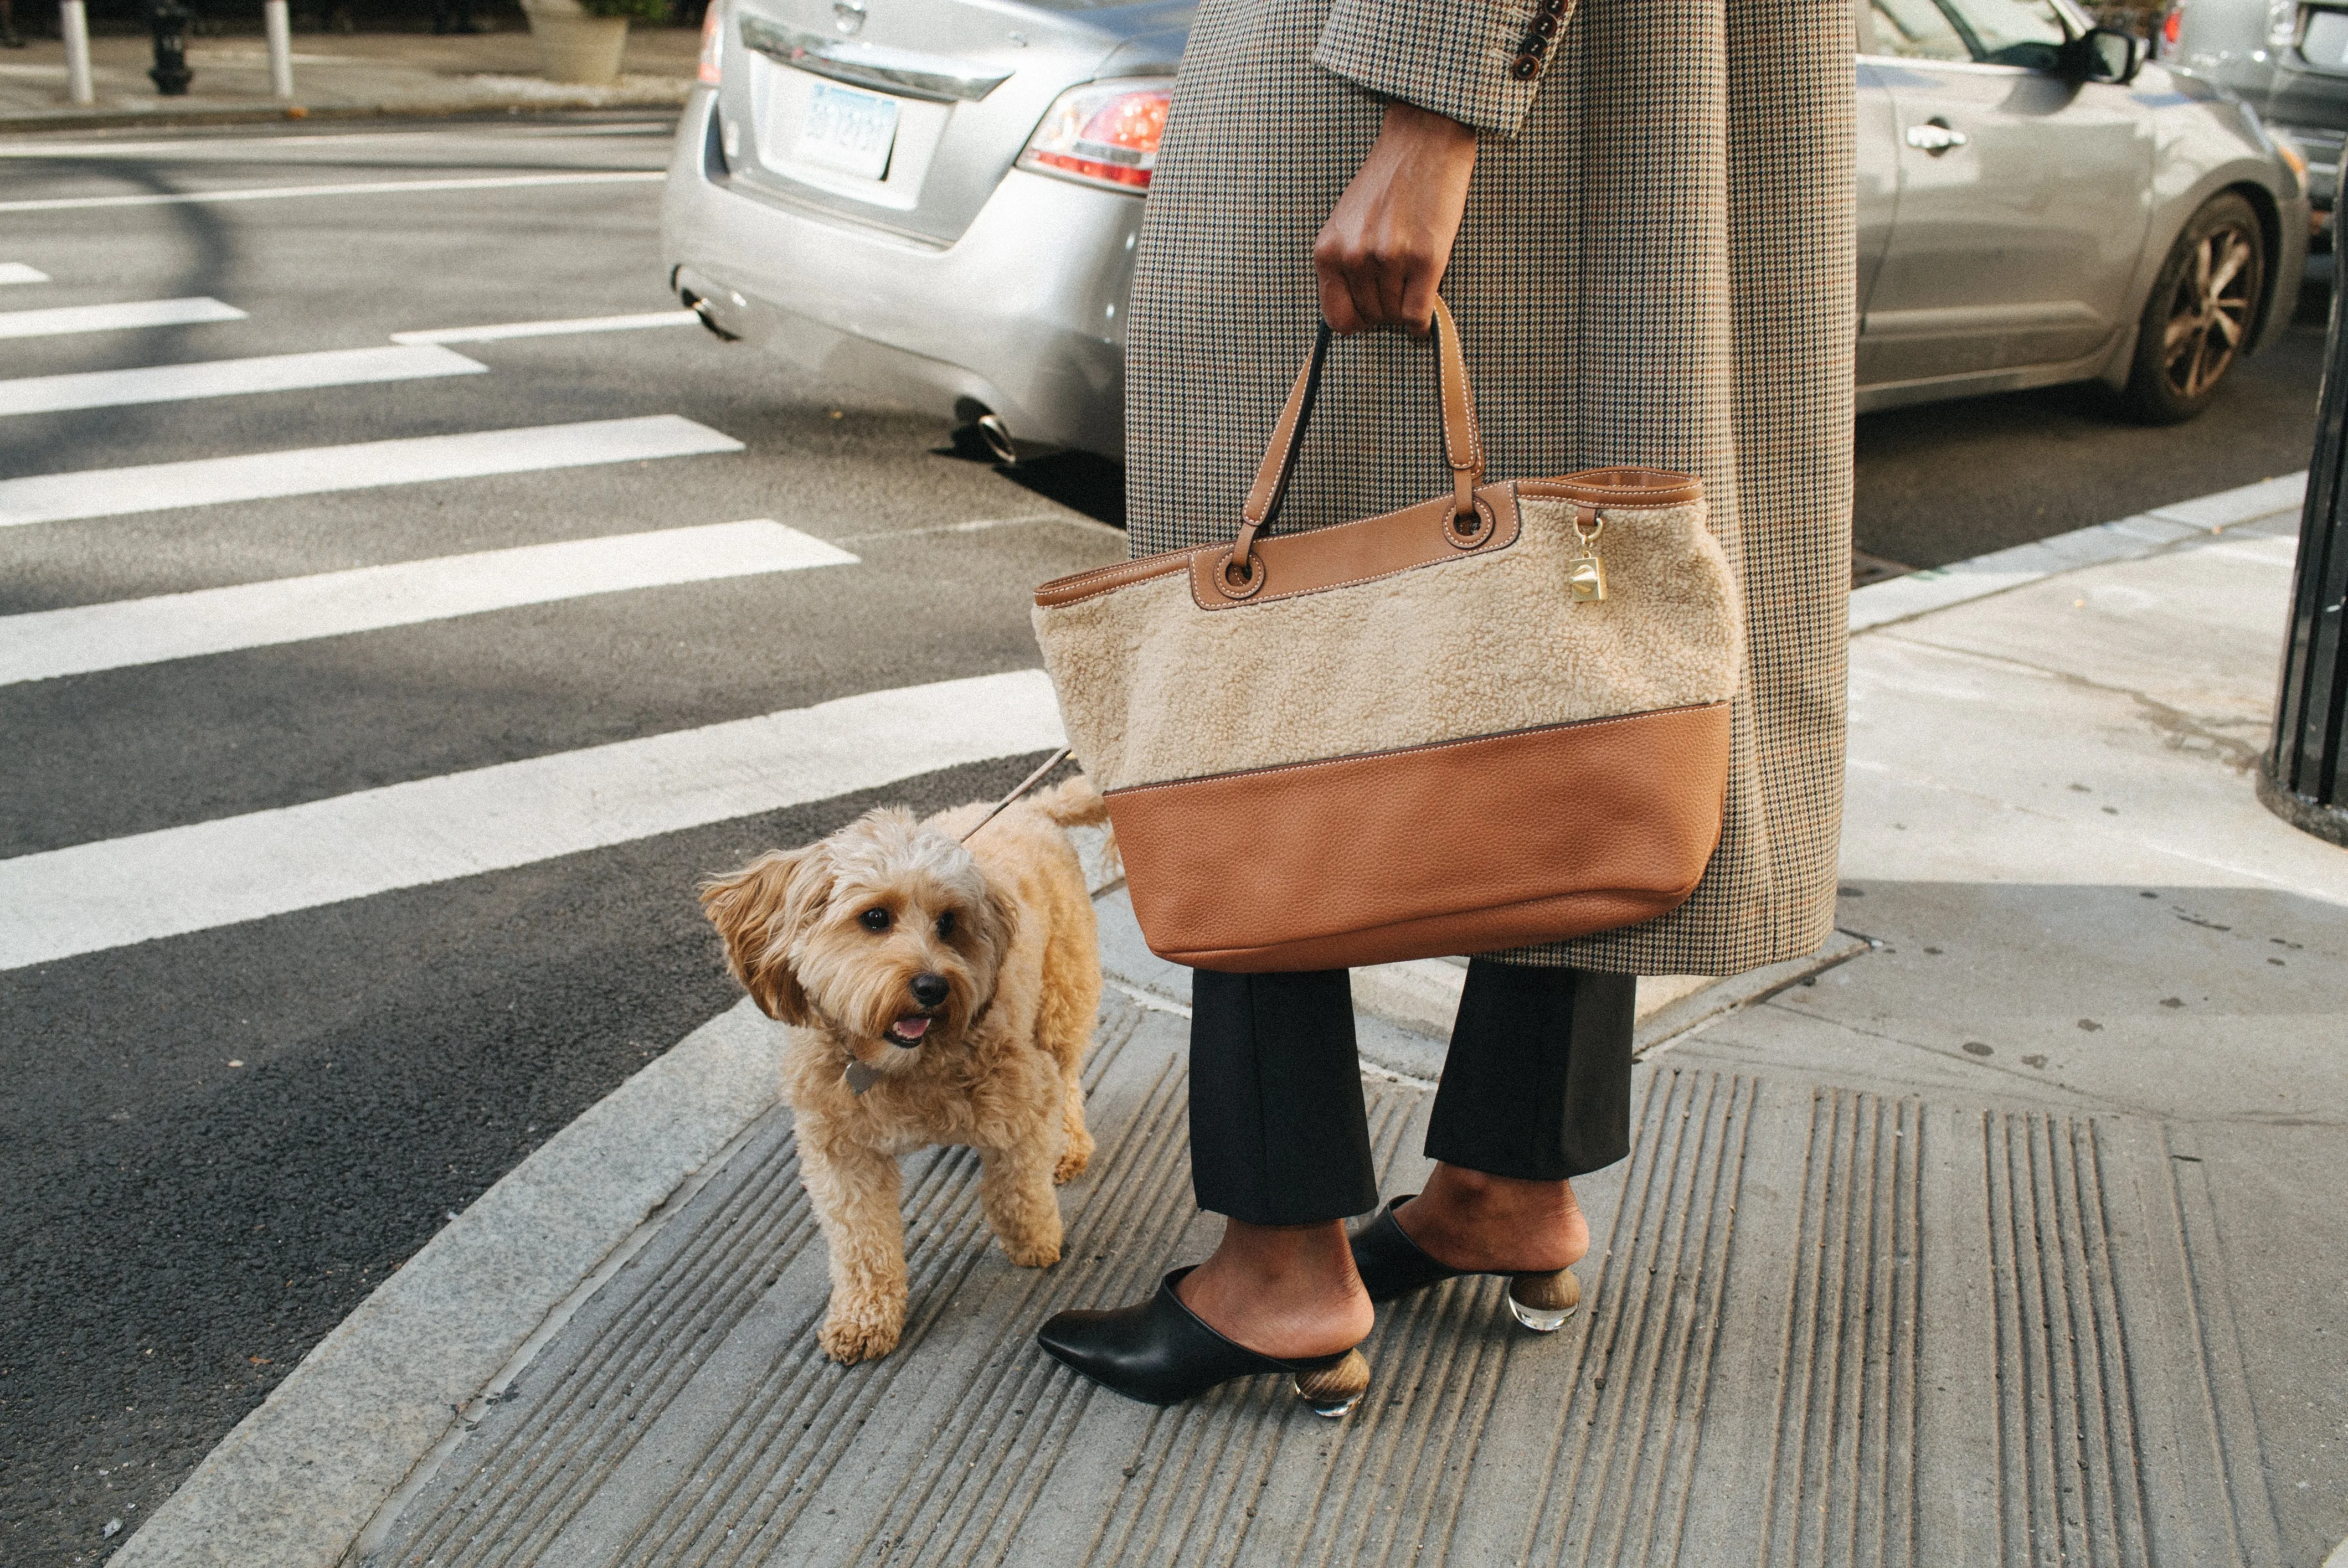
1526, 12, 1557, 38
1537, 0, 1564, 13
1510, 52, 1541, 79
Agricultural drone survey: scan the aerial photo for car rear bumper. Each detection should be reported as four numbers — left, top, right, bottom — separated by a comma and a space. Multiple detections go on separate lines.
661, 88, 1139, 457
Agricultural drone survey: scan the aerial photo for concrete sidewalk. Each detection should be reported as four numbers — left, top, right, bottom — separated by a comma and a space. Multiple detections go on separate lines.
0, 27, 696, 131
110, 476, 2348, 1567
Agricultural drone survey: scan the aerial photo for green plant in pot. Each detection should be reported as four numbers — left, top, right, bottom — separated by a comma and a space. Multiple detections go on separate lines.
524, 0, 665, 85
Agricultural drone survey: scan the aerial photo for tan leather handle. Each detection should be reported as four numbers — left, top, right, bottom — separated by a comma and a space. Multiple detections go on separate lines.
1223, 297, 1485, 593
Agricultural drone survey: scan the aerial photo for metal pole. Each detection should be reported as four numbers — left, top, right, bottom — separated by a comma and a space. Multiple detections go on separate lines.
264, 0, 294, 97
60, 0, 95, 104
2260, 266, 2348, 845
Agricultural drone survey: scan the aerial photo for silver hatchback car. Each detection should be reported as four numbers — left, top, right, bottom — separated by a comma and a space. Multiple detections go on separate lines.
663, 0, 2308, 456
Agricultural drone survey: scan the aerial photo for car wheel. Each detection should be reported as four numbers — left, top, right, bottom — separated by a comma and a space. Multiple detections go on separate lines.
2122, 192, 2266, 425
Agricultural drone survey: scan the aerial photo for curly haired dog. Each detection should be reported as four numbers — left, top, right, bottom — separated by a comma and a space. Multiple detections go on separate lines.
700, 777, 1108, 1364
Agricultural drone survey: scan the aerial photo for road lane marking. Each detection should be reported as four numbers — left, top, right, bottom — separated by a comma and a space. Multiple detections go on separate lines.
0, 521, 859, 685
0, 171, 667, 214
0, 520, 856, 685
0, 264, 48, 285
831, 512, 1123, 545
0, 125, 672, 157
0, 296, 246, 339
0, 414, 744, 528
0, 343, 487, 418
390, 311, 699, 346
0, 669, 1065, 969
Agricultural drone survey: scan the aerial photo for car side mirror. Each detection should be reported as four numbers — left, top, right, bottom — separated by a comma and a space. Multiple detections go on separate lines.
2061, 25, 2144, 84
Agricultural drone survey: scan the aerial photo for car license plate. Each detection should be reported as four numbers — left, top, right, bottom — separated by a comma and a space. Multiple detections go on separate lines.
798, 80, 899, 180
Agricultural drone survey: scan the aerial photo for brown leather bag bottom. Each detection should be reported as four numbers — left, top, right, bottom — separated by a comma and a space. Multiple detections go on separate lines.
1104, 702, 1733, 973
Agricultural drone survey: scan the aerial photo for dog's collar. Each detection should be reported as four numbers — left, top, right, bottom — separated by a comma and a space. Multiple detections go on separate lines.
845, 1061, 883, 1096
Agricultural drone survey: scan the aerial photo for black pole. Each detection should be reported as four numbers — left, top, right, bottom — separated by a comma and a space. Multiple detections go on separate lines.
146, 0, 192, 95
2261, 265, 2348, 845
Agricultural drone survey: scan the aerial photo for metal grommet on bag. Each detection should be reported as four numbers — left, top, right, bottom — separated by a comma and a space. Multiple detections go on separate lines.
1215, 548, 1266, 600
1446, 498, 1496, 550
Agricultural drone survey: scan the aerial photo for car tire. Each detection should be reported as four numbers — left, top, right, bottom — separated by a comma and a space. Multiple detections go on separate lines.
2121, 192, 2267, 425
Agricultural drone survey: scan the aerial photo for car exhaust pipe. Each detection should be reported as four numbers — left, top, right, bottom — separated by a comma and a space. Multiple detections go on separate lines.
975, 412, 1019, 466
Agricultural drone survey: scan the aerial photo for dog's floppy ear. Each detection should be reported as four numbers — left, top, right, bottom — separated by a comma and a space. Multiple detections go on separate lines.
699, 844, 832, 1024
975, 876, 1021, 973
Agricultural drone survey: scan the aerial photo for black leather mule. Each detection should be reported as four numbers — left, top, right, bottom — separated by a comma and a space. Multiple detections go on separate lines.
1036, 1268, 1371, 1416
1347, 1196, 1581, 1331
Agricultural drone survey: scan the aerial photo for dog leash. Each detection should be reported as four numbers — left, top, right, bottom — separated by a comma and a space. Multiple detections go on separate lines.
845, 747, 1075, 1098
957, 746, 1073, 845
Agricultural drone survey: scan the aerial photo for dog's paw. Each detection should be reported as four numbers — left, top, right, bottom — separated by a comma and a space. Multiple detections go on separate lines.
1002, 1236, 1062, 1268
818, 1308, 903, 1364
1053, 1136, 1094, 1185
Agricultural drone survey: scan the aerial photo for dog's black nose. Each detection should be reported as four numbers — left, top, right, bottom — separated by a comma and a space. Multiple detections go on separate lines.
909, 972, 949, 1008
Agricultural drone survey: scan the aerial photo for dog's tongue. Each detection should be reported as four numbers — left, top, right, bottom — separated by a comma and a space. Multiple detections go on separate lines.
890, 1015, 931, 1040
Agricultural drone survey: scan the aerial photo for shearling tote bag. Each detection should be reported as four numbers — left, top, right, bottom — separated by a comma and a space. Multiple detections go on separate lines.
1032, 301, 1743, 972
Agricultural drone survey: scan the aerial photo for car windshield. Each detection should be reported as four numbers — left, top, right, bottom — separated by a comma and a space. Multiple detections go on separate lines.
1868, 0, 2071, 66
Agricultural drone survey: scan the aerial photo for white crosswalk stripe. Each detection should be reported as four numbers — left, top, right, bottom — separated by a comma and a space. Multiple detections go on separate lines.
0, 264, 49, 285
0, 520, 858, 685
0, 414, 744, 527
0, 670, 1065, 971
390, 311, 699, 346
0, 343, 487, 417
0, 171, 669, 215
0, 127, 666, 159
0, 296, 247, 339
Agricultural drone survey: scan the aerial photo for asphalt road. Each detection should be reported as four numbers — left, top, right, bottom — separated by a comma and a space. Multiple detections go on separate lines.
1851, 255, 2332, 572
0, 115, 2329, 1566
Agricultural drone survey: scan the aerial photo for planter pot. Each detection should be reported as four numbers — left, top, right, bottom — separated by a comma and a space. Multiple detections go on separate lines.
525, 8, 628, 86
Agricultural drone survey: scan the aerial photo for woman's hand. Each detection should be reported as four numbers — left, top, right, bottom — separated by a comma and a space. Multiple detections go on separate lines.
1313, 102, 1479, 337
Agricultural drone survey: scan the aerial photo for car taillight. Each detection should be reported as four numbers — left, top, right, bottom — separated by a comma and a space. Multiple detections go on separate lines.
1017, 81, 1171, 193
2162, 3, 2181, 45
699, 1, 723, 85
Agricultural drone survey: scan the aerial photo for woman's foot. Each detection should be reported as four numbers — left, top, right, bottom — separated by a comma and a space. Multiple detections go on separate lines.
1391, 1164, 1589, 1276
1037, 1268, 1372, 1411
1173, 1218, 1374, 1360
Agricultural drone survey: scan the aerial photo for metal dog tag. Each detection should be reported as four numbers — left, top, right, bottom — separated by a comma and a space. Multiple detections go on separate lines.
845, 1061, 883, 1096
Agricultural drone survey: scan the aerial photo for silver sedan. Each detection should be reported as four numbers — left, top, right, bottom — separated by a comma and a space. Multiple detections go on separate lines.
662, 0, 2309, 456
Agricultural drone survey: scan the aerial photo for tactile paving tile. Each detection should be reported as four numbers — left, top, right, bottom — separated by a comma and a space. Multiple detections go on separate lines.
362, 1016, 2280, 1568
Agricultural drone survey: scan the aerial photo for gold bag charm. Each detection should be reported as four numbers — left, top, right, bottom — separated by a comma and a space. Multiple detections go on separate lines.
1568, 506, 1606, 602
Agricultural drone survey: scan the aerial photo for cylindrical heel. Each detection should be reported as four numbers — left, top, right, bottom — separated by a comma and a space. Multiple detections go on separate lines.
1506, 1269, 1580, 1332
1292, 1349, 1370, 1418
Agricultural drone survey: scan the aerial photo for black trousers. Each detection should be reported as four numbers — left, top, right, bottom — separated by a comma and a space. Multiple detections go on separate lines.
1188, 961, 1636, 1226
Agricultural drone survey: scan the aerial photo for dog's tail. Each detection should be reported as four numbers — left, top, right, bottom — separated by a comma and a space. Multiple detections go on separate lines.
1032, 773, 1111, 829
1036, 775, 1120, 885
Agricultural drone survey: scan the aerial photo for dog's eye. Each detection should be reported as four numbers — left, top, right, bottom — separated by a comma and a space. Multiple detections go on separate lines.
936, 911, 956, 939
859, 908, 892, 933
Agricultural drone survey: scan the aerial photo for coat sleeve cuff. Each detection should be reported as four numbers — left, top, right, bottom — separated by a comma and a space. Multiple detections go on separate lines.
1311, 0, 1568, 138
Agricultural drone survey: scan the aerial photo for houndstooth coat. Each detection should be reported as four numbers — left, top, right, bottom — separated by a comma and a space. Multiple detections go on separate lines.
1124, 0, 1856, 977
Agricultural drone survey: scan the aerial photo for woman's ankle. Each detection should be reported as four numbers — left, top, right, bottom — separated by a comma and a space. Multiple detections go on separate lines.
1396, 1164, 1588, 1275
1176, 1218, 1374, 1360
